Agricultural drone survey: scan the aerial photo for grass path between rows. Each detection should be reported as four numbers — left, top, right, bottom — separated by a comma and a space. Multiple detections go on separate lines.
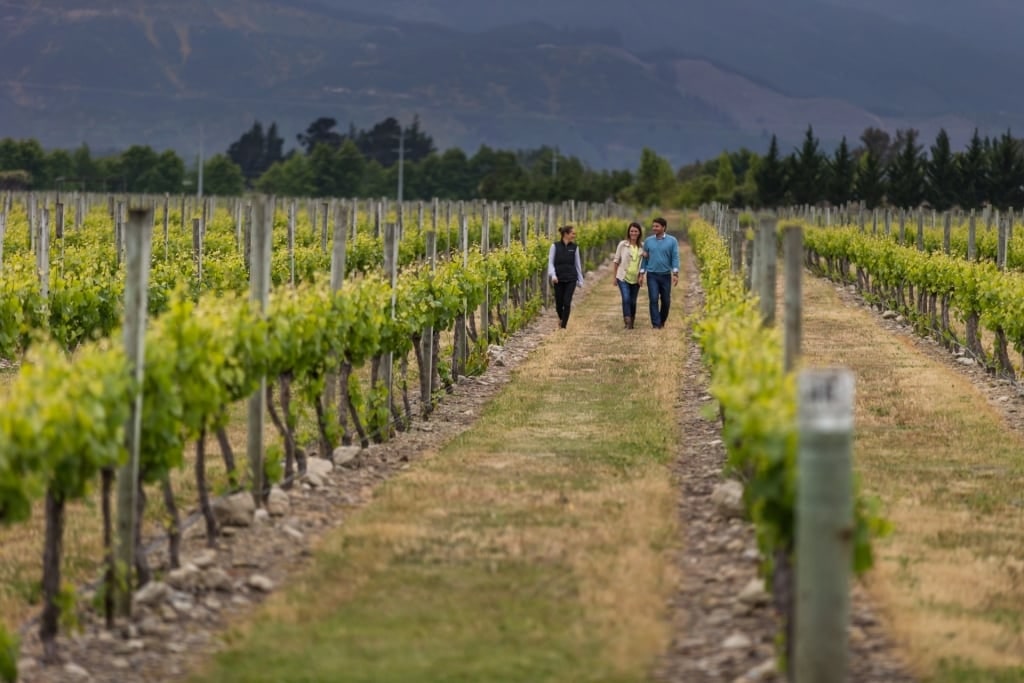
800, 274, 1024, 682
188, 263, 688, 683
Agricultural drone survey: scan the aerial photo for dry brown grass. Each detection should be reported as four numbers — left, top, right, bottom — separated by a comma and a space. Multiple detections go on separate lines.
799, 274, 1024, 676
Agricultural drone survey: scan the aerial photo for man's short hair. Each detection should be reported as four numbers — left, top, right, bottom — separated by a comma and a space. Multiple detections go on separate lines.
653, 217, 667, 228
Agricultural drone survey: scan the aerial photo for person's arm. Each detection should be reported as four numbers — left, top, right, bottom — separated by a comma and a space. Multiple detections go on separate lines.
547, 243, 557, 282
671, 238, 680, 284
612, 242, 622, 285
574, 247, 584, 287
638, 238, 649, 274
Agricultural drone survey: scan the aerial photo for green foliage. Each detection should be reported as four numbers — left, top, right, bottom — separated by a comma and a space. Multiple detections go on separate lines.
264, 444, 284, 485
690, 219, 889, 582
0, 624, 17, 683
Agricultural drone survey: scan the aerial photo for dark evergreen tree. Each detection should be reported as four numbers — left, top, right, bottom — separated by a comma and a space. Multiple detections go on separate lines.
986, 130, 1024, 210
789, 126, 825, 205
827, 136, 856, 205
403, 115, 435, 164
854, 151, 885, 209
297, 117, 343, 154
925, 128, 958, 210
754, 134, 787, 206
356, 117, 403, 167
956, 129, 988, 210
858, 127, 893, 164
886, 129, 925, 208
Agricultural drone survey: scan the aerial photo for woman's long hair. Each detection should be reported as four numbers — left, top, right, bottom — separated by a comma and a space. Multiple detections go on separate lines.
626, 222, 643, 245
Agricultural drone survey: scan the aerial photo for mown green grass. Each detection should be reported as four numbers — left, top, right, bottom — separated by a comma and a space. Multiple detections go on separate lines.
190, 269, 684, 683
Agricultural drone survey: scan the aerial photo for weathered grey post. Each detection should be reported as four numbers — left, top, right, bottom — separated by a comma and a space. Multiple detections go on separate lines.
325, 202, 349, 422
247, 198, 273, 504
730, 223, 744, 274
162, 194, 170, 261
28, 193, 36, 252
421, 227, 438, 415
916, 210, 924, 251
288, 201, 297, 287
795, 368, 854, 683
381, 223, 398, 417
784, 224, 803, 372
479, 205, 491, 342
883, 209, 891, 236
942, 212, 952, 255
968, 210, 977, 261
1008, 208, 1015, 264
998, 215, 1008, 270
502, 204, 512, 328
898, 209, 906, 244
56, 202, 66, 276
116, 206, 154, 616
757, 215, 777, 327
192, 218, 202, 288
37, 208, 50, 300
321, 201, 329, 254
0, 211, 6, 272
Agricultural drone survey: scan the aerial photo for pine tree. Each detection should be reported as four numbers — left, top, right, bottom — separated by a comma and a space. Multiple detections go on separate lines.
956, 129, 988, 210
925, 129, 957, 210
790, 126, 825, 205
754, 134, 787, 207
986, 130, 1024, 210
886, 129, 925, 208
854, 151, 885, 209
828, 137, 856, 205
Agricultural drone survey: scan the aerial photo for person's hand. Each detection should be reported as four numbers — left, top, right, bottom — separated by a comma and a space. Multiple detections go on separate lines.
672, 273, 679, 286
551, 276, 558, 284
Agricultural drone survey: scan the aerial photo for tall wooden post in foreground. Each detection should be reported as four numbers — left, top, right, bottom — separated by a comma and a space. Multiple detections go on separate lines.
795, 369, 855, 683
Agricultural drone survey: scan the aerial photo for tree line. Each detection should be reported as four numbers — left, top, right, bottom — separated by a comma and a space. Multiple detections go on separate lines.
0, 116, 633, 203
664, 125, 1024, 211
4, 117, 1022, 212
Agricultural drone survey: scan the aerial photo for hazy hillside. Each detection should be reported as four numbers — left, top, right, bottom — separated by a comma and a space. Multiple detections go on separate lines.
1, 0, 1021, 169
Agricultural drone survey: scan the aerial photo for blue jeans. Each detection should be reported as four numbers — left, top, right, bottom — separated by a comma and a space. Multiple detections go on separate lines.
617, 279, 640, 318
646, 272, 672, 327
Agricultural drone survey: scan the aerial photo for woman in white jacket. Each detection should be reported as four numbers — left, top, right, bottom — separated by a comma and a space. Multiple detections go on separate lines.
612, 222, 644, 329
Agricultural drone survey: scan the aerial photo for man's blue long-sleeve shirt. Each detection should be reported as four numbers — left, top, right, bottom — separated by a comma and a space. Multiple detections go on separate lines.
639, 234, 680, 274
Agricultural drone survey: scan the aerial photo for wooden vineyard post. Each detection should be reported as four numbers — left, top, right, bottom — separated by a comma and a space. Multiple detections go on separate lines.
288, 201, 297, 287
916, 210, 924, 252
795, 369, 854, 683
480, 204, 491, 343
324, 202, 349, 445
421, 228, 438, 417
192, 218, 202, 289
783, 224, 803, 372
162, 193, 170, 261
501, 204, 511, 332
116, 206, 154, 617
248, 197, 273, 504
37, 208, 50, 301
757, 214, 777, 327
0, 210, 6, 273
382, 223, 398, 429
968, 210, 977, 261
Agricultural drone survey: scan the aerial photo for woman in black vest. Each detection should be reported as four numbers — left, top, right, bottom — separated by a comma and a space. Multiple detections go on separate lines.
547, 225, 584, 328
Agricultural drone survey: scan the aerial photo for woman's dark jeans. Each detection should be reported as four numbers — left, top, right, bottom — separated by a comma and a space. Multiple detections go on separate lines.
617, 279, 639, 318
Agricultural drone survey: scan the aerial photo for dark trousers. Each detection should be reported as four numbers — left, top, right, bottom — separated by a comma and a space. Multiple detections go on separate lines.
646, 272, 672, 327
553, 281, 577, 327
617, 279, 640, 318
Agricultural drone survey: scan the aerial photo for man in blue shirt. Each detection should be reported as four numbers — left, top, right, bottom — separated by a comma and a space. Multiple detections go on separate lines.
638, 216, 679, 329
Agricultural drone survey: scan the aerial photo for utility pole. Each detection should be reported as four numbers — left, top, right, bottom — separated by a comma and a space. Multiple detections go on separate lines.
197, 124, 204, 199
397, 124, 405, 204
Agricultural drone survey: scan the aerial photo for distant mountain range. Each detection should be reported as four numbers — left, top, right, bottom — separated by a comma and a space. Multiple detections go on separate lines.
2, 0, 1022, 170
